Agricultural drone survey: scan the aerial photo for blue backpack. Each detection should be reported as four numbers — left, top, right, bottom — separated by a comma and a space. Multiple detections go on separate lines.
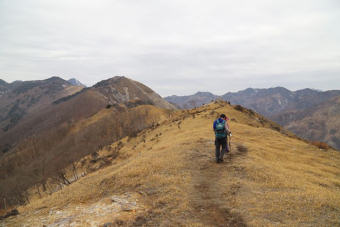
215, 120, 226, 138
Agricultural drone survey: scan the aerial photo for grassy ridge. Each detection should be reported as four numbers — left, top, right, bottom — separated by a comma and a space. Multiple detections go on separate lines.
4, 101, 340, 226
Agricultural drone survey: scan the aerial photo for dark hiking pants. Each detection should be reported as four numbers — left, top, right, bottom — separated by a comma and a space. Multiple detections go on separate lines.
215, 137, 227, 162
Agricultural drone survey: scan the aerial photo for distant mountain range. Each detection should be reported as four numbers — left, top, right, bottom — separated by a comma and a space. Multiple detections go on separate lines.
166, 92, 218, 109
165, 87, 340, 149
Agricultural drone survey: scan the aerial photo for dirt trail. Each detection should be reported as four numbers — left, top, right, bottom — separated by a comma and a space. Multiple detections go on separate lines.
187, 138, 247, 227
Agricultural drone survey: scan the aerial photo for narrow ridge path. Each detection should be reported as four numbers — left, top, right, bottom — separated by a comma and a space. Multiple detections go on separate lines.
187, 138, 247, 227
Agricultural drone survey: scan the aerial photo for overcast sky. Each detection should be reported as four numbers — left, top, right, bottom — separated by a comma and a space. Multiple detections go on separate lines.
0, 0, 339, 96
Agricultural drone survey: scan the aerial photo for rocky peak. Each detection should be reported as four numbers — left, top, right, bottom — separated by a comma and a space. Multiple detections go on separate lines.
93, 76, 128, 88
68, 78, 86, 87
93, 76, 175, 109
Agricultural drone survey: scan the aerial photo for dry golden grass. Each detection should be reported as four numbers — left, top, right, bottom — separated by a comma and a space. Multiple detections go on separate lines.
4, 101, 340, 226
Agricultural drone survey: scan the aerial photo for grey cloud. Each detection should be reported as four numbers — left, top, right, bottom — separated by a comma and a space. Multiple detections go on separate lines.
0, 0, 339, 95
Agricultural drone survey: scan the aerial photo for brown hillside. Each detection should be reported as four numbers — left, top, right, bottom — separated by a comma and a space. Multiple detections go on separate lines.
0, 89, 106, 155
3, 101, 339, 226
0, 77, 83, 134
0, 76, 175, 155
281, 96, 340, 150
93, 76, 176, 110
0, 77, 175, 209
0, 104, 171, 208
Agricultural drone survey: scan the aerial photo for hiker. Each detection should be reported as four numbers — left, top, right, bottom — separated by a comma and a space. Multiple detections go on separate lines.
213, 114, 231, 163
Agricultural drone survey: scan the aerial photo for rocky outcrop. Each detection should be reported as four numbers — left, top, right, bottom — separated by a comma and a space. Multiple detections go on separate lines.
94, 76, 176, 110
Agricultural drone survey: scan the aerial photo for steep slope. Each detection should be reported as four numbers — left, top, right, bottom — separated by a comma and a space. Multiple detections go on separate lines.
0, 76, 176, 208
274, 96, 340, 149
0, 77, 84, 133
93, 77, 176, 110
3, 101, 339, 226
0, 76, 175, 154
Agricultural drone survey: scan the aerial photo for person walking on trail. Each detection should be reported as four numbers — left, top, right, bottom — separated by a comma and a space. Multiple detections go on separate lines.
213, 114, 231, 163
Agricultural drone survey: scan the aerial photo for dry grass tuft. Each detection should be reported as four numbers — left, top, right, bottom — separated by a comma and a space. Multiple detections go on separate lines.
237, 144, 248, 153
311, 141, 334, 150
234, 104, 246, 112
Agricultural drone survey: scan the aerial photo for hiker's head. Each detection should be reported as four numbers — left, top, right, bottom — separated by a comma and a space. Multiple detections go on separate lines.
220, 114, 226, 120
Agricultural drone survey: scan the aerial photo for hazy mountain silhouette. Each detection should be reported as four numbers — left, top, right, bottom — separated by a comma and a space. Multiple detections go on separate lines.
165, 87, 340, 149
165, 91, 218, 109
222, 87, 340, 117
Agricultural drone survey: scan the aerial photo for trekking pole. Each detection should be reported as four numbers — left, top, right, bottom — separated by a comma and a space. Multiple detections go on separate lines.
229, 133, 232, 153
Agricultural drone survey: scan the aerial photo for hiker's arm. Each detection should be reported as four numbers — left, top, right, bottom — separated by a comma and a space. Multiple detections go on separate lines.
225, 121, 231, 134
